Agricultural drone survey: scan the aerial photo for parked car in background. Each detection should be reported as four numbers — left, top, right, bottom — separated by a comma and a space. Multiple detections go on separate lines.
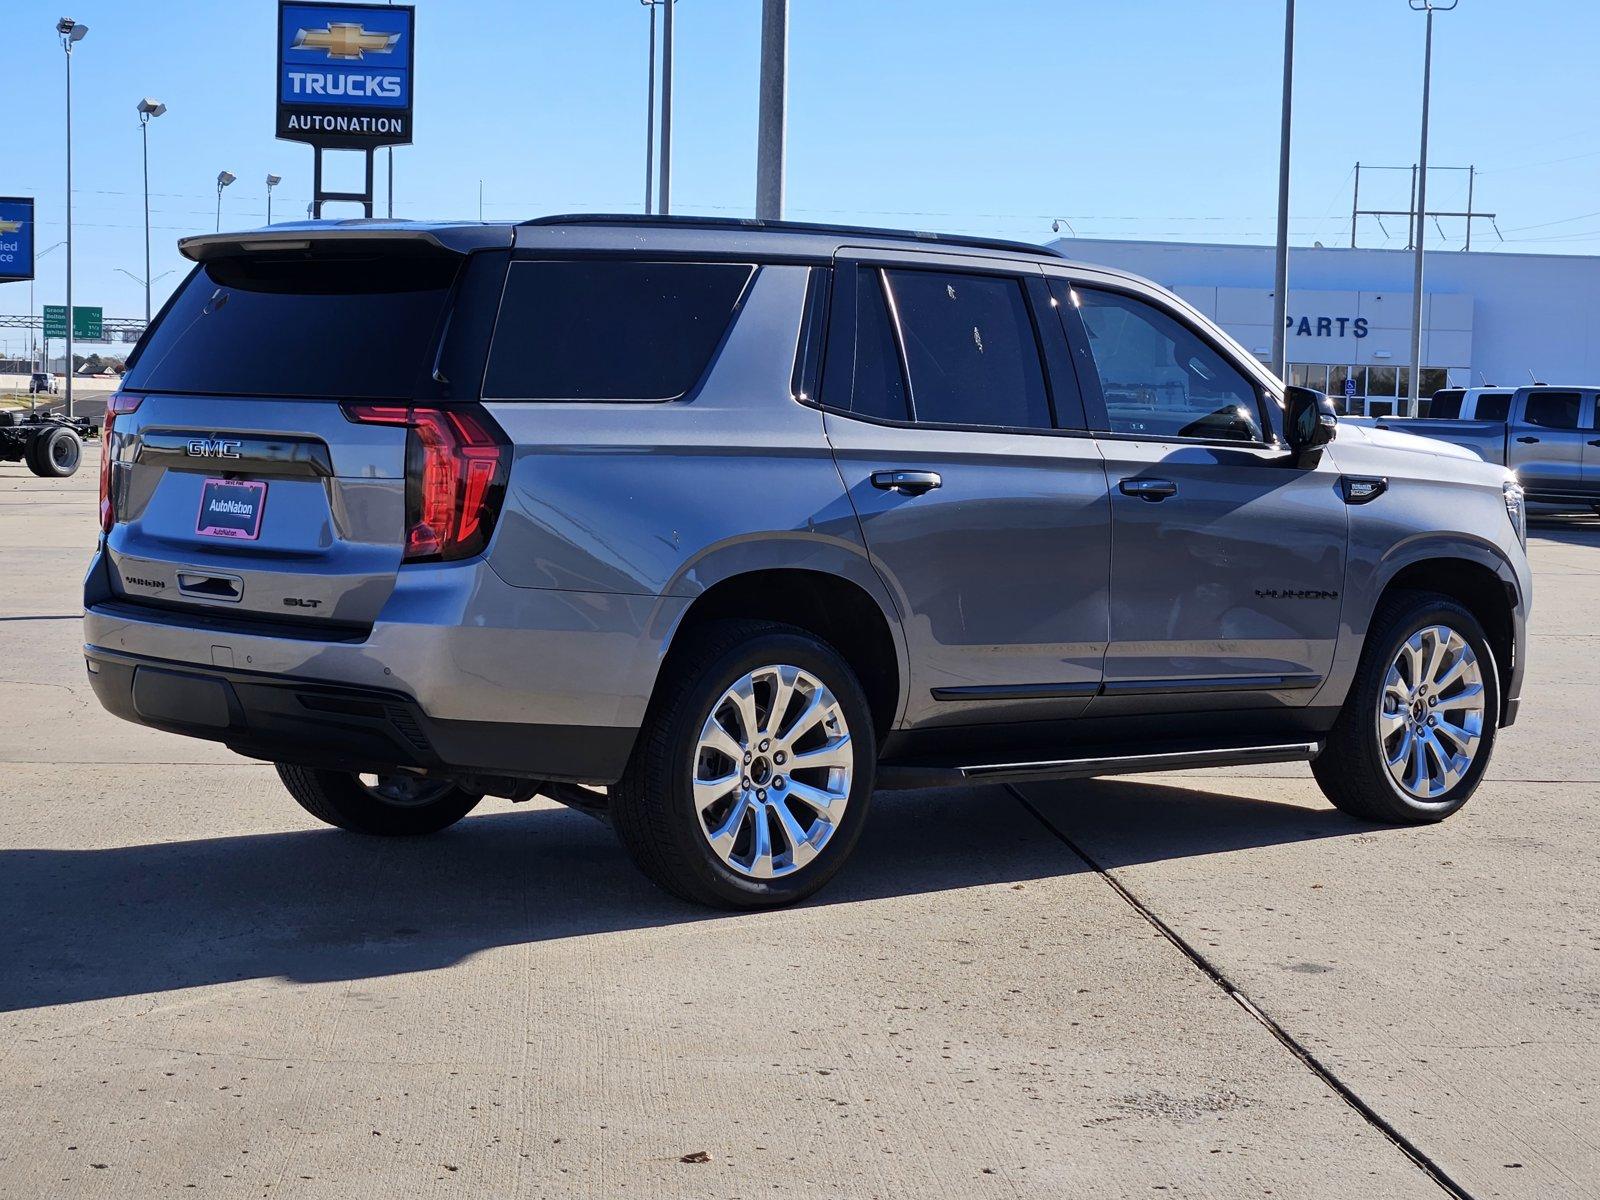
29, 372, 59, 395
84, 216, 1531, 909
1368, 385, 1600, 509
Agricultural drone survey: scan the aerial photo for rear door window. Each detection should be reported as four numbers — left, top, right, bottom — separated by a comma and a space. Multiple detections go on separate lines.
883, 269, 1052, 430
122, 251, 463, 399
1524, 391, 1582, 429
845, 268, 912, 421
483, 260, 752, 400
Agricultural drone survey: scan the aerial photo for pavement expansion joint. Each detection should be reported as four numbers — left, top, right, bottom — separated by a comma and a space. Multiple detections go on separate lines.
1004, 782, 1483, 1200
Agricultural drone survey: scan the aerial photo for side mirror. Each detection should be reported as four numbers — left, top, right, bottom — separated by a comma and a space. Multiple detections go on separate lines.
1284, 386, 1337, 452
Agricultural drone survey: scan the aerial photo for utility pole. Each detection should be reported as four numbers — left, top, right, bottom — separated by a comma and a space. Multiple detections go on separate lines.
1407, 0, 1458, 416
659, 0, 675, 215
1270, 0, 1294, 382
756, 0, 788, 221
643, 0, 658, 214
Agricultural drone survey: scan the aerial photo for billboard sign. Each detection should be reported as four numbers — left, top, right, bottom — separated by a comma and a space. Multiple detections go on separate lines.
0, 197, 34, 283
277, 2, 415, 149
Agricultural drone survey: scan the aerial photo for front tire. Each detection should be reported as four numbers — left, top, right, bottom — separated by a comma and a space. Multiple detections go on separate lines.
1313, 591, 1499, 823
611, 620, 877, 909
276, 765, 482, 835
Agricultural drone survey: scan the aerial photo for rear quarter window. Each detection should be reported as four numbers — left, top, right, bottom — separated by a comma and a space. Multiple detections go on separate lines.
482, 260, 753, 401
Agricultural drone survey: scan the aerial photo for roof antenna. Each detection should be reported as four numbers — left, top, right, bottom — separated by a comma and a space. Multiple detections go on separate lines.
1527, 368, 1544, 385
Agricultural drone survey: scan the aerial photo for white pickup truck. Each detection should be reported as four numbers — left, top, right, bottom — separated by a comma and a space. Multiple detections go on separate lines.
1365, 385, 1600, 509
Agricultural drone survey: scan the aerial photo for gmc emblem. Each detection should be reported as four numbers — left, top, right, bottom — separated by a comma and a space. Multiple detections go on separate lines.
186, 438, 241, 459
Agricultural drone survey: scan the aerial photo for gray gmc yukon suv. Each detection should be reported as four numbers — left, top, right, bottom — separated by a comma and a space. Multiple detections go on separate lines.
85, 215, 1531, 908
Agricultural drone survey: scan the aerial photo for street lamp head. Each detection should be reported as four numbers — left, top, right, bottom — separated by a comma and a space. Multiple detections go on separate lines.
217, 171, 236, 189
1408, 0, 1460, 9
57, 17, 88, 41
266, 174, 282, 189
137, 98, 166, 118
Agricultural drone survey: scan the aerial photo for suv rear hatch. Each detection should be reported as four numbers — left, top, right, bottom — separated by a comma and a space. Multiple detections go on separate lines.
98, 227, 511, 632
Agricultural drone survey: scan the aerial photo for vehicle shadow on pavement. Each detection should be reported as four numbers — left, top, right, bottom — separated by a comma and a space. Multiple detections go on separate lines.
0, 781, 1365, 1014
1017, 775, 1377, 871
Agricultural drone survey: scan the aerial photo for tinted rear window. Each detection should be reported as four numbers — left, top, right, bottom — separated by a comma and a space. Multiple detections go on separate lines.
1427, 389, 1464, 419
885, 269, 1052, 430
482, 260, 752, 400
123, 251, 462, 399
1476, 392, 1511, 421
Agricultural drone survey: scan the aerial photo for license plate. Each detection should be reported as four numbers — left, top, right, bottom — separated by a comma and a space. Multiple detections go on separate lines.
196, 478, 267, 540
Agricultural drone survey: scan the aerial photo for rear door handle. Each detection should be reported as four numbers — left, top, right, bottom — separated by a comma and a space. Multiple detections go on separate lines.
871, 470, 942, 495
1588, 439, 1600, 448
1119, 477, 1178, 501
1516, 436, 1540, 444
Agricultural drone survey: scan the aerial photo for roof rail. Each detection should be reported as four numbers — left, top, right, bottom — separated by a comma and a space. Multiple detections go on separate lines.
517, 212, 1066, 259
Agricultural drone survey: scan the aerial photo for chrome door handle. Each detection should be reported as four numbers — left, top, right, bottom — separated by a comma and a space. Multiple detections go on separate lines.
1516, 436, 1540, 444
1119, 477, 1178, 501
871, 470, 942, 495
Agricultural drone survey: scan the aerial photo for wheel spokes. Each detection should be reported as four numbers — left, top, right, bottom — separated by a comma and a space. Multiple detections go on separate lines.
1377, 623, 1485, 801
692, 662, 854, 881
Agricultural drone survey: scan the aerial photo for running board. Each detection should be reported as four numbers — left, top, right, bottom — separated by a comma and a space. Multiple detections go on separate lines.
877, 741, 1322, 790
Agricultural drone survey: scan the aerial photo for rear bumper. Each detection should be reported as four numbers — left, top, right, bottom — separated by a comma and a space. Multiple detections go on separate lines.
84, 646, 636, 783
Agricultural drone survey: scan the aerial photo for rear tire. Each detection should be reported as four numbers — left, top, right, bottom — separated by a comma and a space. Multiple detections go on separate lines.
275, 764, 482, 835
26, 427, 82, 478
1312, 591, 1499, 823
611, 619, 876, 910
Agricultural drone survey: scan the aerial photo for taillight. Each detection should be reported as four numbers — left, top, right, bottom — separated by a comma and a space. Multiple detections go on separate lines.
100, 393, 143, 534
342, 404, 510, 562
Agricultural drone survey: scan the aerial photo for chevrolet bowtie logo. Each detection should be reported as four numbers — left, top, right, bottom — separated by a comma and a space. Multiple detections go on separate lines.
292, 22, 399, 60
0, 219, 21, 235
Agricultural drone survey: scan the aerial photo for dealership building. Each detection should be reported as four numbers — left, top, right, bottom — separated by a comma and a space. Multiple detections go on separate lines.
1048, 237, 1600, 415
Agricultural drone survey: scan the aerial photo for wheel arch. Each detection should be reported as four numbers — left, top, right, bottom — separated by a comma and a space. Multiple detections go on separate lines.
1374, 550, 1519, 724
654, 566, 906, 741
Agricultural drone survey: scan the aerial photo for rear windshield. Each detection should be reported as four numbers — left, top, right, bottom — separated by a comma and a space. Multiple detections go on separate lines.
122, 251, 462, 399
482, 260, 753, 400
1476, 392, 1512, 422
1427, 389, 1464, 419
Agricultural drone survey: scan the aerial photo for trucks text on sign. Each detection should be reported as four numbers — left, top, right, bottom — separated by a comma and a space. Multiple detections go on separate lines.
277, 2, 415, 149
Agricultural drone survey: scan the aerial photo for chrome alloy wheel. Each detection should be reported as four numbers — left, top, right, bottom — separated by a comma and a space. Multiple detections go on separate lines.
692, 664, 853, 880
1378, 624, 1486, 800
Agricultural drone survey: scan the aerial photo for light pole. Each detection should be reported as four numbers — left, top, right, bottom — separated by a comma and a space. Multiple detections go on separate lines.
1406, 0, 1458, 416
266, 174, 282, 224
640, 0, 659, 214
658, 0, 675, 215
756, 0, 788, 220
57, 16, 87, 418
1270, 0, 1294, 383
136, 98, 166, 325
215, 171, 236, 232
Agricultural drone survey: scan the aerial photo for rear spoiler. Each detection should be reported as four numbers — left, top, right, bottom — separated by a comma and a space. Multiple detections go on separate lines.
179, 221, 516, 263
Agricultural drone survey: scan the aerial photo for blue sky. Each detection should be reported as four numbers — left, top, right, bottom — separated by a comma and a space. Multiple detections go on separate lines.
6, 0, 1600, 343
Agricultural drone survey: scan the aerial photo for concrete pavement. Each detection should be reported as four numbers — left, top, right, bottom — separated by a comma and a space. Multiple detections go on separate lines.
1, 446, 1593, 1198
